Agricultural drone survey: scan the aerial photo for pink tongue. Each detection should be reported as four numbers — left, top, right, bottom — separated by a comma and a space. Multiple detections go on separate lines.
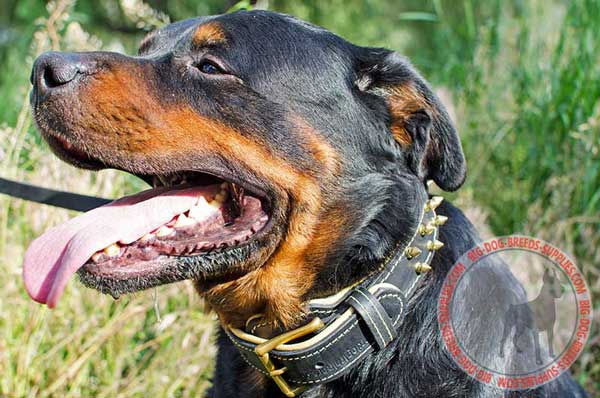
22, 185, 215, 308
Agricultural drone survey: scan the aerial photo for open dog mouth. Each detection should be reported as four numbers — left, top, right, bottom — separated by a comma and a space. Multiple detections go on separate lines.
82, 174, 270, 271
22, 135, 274, 307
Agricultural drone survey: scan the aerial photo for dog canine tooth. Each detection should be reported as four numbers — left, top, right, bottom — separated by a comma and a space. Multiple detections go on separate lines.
91, 252, 103, 263
155, 226, 174, 237
104, 243, 120, 257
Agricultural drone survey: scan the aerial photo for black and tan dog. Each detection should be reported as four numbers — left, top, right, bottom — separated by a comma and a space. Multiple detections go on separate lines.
24, 10, 586, 398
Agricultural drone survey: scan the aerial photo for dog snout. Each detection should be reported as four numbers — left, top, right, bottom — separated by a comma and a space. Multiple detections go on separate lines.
31, 52, 94, 98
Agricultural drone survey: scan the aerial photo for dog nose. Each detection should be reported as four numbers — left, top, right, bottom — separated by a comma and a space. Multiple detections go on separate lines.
32, 52, 92, 96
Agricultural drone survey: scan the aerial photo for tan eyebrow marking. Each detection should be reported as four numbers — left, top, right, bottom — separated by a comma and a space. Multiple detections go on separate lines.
191, 22, 227, 48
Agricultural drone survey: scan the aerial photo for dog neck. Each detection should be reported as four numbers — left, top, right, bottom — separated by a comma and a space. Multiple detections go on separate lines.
222, 195, 446, 397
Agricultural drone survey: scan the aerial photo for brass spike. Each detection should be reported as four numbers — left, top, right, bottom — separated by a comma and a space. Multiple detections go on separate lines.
404, 246, 422, 259
433, 215, 448, 226
427, 240, 444, 251
414, 262, 432, 274
425, 196, 444, 212
418, 223, 436, 236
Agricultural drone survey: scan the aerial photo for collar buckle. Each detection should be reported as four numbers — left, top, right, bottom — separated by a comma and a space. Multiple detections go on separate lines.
254, 317, 325, 397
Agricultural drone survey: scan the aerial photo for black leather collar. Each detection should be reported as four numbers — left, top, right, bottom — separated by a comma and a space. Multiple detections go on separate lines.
224, 195, 446, 397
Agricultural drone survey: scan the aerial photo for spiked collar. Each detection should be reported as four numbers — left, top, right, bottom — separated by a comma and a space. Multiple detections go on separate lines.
223, 195, 446, 397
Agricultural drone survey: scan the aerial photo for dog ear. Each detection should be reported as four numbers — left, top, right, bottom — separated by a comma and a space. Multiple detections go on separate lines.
356, 49, 466, 191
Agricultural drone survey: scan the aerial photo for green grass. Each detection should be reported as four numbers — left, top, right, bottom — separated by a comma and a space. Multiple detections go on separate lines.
417, 1, 600, 389
0, 0, 598, 396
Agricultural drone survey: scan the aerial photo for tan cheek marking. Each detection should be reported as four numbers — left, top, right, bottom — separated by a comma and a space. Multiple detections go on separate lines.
130, 106, 337, 328
202, 123, 341, 328
79, 67, 165, 152
79, 68, 343, 328
191, 22, 227, 47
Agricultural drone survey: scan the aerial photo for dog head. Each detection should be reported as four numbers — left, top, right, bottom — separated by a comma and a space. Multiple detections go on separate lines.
542, 268, 564, 299
25, 10, 465, 327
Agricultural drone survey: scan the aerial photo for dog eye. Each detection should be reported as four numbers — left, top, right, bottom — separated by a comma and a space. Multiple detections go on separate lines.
196, 61, 222, 75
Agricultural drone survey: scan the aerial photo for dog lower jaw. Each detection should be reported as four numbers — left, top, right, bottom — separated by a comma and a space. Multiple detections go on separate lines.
77, 238, 271, 299
75, 198, 285, 302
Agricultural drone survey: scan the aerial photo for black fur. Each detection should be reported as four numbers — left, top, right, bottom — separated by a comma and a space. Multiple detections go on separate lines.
30, 9, 586, 398
183, 11, 584, 398
210, 203, 587, 398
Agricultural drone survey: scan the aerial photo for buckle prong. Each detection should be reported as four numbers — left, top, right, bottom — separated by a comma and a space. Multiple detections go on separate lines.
254, 317, 324, 397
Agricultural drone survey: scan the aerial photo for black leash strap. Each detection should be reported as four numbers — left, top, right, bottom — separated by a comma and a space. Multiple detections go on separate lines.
0, 177, 110, 212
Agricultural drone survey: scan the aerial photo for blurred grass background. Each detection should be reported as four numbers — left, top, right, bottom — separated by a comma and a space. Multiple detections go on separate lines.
0, 0, 599, 396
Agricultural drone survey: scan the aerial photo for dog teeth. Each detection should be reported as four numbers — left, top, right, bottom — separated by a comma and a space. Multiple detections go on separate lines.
157, 175, 170, 187
209, 200, 223, 210
188, 206, 207, 221
155, 226, 174, 237
189, 197, 218, 221
104, 243, 120, 257
174, 213, 196, 228
214, 191, 227, 203
212, 184, 230, 204
139, 233, 155, 242
91, 252, 104, 263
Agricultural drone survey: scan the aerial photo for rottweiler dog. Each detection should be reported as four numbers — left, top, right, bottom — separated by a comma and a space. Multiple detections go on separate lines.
25, 10, 586, 398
